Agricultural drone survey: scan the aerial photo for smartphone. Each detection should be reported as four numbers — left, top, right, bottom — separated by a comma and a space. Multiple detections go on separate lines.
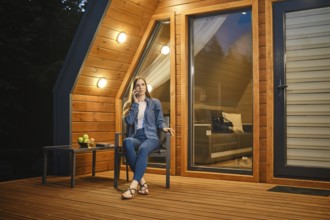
133, 89, 138, 98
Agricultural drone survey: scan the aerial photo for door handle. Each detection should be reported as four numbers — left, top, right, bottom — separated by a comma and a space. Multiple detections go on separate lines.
277, 79, 288, 90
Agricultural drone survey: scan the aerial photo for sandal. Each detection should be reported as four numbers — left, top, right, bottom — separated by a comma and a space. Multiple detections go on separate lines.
138, 183, 149, 195
121, 188, 137, 199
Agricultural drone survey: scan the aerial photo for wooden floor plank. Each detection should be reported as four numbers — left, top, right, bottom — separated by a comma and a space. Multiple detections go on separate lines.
0, 172, 329, 220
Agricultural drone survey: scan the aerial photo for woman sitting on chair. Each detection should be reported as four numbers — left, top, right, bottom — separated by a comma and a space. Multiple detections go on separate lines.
121, 76, 174, 199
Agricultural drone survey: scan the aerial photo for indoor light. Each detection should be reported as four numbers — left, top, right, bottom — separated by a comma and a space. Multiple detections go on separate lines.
117, 32, 127, 43
147, 84, 153, 92
97, 78, 107, 88
161, 45, 170, 55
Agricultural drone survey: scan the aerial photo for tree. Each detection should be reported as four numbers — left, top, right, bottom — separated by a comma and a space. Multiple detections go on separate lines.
0, 0, 87, 149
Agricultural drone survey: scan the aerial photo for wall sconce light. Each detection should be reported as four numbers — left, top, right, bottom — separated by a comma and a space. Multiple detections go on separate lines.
117, 32, 127, 43
147, 84, 153, 92
161, 45, 170, 55
97, 78, 107, 88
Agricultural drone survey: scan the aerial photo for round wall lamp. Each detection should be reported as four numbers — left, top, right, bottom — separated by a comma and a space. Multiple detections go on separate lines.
161, 45, 170, 55
117, 32, 127, 43
97, 78, 107, 88
147, 84, 153, 92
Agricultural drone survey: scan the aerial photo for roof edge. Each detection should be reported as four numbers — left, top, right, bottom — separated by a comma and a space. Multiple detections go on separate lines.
52, 0, 111, 146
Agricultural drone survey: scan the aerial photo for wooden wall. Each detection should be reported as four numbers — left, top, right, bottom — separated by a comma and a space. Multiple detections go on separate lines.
68, 0, 329, 188
71, 0, 159, 174
70, 0, 266, 178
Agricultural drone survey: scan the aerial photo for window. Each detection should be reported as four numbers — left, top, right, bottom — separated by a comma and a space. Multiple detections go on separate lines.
188, 9, 253, 174
122, 20, 171, 167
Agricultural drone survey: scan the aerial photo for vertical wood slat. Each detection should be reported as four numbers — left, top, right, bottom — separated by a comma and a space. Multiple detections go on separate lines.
252, 0, 260, 183
169, 11, 177, 175
265, 0, 278, 184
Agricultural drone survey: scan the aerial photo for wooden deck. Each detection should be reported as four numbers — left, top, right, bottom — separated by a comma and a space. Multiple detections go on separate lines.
0, 171, 329, 219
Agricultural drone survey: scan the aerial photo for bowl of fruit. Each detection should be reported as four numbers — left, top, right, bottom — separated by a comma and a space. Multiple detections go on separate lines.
77, 134, 95, 148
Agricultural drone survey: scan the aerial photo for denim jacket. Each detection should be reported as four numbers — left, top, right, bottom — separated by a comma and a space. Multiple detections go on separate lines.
124, 97, 166, 140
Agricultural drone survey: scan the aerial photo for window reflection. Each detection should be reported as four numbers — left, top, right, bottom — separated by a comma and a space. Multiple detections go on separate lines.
189, 10, 253, 174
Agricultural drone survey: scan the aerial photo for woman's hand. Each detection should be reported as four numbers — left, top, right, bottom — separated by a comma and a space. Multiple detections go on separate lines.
163, 127, 175, 136
132, 89, 138, 103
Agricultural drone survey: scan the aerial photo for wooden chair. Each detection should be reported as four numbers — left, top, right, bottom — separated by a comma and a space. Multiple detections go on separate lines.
113, 132, 171, 189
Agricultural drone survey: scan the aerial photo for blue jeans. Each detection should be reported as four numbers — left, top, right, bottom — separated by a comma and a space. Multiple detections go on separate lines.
123, 128, 160, 182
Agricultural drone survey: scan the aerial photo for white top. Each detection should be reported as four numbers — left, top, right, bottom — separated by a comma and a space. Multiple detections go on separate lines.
137, 100, 146, 129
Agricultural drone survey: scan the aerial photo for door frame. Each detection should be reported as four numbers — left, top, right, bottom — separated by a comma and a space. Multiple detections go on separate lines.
266, 0, 330, 188
180, 0, 260, 182
273, 0, 330, 181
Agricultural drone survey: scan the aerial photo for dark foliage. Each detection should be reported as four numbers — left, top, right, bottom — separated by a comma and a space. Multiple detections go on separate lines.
0, 0, 86, 149
0, 0, 87, 180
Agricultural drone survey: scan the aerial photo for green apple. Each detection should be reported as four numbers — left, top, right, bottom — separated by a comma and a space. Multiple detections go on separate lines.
83, 134, 89, 139
78, 137, 83, 143
83, 138, 89, 143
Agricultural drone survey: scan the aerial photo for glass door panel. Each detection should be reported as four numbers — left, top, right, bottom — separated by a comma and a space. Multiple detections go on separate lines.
188, 9, 253, 174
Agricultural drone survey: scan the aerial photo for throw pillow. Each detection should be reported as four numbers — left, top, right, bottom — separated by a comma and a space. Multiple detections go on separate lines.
222, 112, 244, 133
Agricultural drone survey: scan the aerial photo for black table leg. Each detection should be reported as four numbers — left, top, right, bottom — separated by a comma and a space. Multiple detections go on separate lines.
70, 151, 76, 188
42, 150, 47, 184
114, 146, 119, 188
92, 150, 96, 176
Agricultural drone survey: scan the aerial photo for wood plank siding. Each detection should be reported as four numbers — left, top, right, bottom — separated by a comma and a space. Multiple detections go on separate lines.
69, 0, 329, 188
71, 0, 159, 174
1, 172, 329, 219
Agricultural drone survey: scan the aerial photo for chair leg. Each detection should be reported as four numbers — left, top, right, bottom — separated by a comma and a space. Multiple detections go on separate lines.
166, 152, 170, 189
126, 161, 129, 182
114, 147, 121, 188
166, 166, 170, 189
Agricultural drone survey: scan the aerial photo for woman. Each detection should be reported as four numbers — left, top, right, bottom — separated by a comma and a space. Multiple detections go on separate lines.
121, 76, 174, 199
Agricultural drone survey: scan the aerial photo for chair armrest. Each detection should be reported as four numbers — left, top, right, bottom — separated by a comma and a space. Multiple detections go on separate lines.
163, 132, 171, 150
159, 131, 171, 148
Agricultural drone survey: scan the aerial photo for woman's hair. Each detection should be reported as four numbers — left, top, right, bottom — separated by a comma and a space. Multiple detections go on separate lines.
122, 76, 152, 117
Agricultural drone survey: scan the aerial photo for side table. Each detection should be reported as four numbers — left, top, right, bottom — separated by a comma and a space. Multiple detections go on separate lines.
42, 144, 113, 188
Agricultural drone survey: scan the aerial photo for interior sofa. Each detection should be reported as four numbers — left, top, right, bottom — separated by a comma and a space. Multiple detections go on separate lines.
193, 109, 253, 164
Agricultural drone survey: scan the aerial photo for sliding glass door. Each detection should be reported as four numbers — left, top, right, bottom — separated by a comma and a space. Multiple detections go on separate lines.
188, 9, 253, 174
